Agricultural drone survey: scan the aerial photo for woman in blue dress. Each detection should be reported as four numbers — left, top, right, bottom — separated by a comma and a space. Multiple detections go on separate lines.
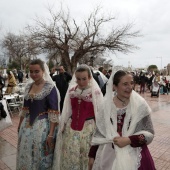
16, 59, 60, 170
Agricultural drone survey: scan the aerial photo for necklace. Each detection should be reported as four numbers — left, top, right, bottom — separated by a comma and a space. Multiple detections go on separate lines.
29, 93, 35, 102
117, 96, 126, 106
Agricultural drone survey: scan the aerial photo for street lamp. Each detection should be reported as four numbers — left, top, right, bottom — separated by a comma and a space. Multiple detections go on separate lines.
167, 64, 170, 75
157, 57, 162, 72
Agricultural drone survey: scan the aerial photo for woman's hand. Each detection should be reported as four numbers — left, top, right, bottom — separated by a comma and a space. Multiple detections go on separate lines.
46, 135, 54, 149
88, 157, 95, 170
113, 136, 131, 148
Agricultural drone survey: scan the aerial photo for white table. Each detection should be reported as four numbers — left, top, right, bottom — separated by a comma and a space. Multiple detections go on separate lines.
3, 94, 20, 116
3, 95, 15, 100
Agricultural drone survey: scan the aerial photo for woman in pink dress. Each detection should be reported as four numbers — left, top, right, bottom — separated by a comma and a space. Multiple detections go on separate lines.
52, 64, 103, 170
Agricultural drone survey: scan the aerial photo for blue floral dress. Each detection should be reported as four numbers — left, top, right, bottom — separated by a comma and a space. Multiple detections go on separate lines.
16, 82, 59, 170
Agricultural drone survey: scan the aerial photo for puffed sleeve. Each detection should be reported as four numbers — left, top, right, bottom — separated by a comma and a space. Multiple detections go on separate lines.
47, 87, 60, 123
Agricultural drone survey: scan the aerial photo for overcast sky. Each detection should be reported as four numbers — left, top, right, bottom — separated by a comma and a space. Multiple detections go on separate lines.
0, 0, 170, 69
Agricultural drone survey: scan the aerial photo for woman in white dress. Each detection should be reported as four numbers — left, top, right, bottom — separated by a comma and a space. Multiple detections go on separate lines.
91, 68, 156, 170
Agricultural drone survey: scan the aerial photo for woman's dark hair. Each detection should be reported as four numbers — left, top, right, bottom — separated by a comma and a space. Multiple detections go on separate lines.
75, 65, 91, 78
30, 59, 45, 71
113, 70, 131, 86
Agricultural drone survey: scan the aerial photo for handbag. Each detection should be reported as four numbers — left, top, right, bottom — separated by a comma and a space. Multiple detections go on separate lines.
0, 100, 13, 131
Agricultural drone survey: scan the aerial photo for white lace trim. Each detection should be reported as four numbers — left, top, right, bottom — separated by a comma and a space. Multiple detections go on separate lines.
19, 109, 59, 123
24, 82, 54, 101
117, 107, 127, 115
48, 112, 59, 123
137, 147, 142, 169
69, 87, 93, 102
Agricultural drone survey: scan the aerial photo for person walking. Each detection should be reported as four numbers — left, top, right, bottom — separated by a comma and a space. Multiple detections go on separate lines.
53, 66, 72, 112
17, 70, 24, 83
5, 71, 17, 94
0, 71, 5, 99
90, 69, 156, 170
16, 59, 60, 170
52, 64, 103, 170
139, 71, 147, 93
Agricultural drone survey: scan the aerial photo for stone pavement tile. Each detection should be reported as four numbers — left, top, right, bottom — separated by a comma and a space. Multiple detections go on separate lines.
0, 137, 17, 170
144, 93, 170, 170
0, 139, 17, 159
0, 115, 18, 170
154, 158, 170, 170
0, 159, 9, 170
166, 147, 170, 153
1, 154, 16, 170
0, 133, 17, 149
0, 115, 19, 148
159, 151, 170, 162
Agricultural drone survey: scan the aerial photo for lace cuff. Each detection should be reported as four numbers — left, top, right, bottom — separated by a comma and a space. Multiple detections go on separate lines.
19, 107, 29, 117
48, 109, 59, 123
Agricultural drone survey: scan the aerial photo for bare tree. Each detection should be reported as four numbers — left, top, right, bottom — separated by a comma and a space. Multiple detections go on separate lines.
2, 32, 40, 70
27, 6, 140, 73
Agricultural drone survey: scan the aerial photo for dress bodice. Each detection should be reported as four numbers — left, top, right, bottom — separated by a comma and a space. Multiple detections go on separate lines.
69, 86, 95, 131
23, 81, 59, 125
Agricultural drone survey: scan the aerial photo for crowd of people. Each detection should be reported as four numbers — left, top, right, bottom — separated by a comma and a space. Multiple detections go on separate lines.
0, 59, 157, 170
132, 71, 170, 95
0, 69, 25, 97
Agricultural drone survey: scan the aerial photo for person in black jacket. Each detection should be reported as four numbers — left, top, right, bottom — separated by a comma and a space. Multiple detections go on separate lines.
17, 70, 24, 83
53, 66, 72, 112
0, 71, 5, 100
139, 71, 148, 94
90, 67, 100, 87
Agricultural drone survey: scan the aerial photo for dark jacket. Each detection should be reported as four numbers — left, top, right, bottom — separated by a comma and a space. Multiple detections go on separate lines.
0, 76, 5, 100
0, 76, 5, 88
53, 72, 72, 97
53, 72, 72, 112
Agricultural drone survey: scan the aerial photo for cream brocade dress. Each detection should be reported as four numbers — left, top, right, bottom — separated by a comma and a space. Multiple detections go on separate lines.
56, 87, 96, 170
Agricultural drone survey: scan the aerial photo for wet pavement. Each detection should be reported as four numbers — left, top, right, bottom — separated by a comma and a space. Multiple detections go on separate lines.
0, 114, 18, 170
0, 91, 170, 170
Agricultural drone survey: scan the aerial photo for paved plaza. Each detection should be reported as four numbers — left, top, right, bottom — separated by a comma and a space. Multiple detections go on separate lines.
0, 91, 170, 170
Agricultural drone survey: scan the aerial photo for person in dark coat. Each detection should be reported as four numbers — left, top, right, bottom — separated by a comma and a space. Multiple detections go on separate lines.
139, 71, 148, 94
53, 66, 72, 112
17, 70, 24, 83
90, 68, 100, 87
106, 69, 112, 79
0, 71, 5, 100
148, 73, 154, 92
